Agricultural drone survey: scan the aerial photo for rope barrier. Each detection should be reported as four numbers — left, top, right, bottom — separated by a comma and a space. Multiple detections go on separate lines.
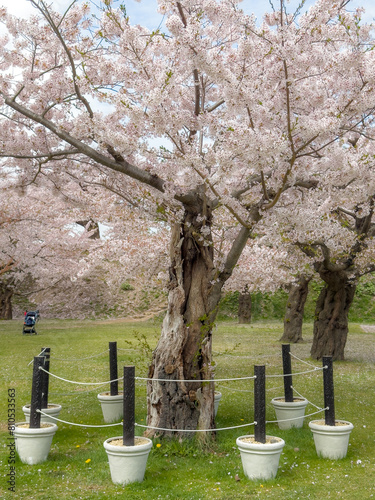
27, 348, 48, 366
39, 366, 124, 386
291, 386, 322, 411
266, 407, 327, 424
266, 384, 285, 393
289, 352, 319, 368
37, 410, 123, 427
135, 375, 256, 383
38, 410, 257, 433
266, 367, 324, 378
134, 421, 256, 433
37, 367, 324, 386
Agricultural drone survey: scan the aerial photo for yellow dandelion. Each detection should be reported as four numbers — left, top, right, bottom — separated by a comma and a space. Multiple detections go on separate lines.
85, 459, 91, 464
76, 445, 80, 448
156, 443, 162, 448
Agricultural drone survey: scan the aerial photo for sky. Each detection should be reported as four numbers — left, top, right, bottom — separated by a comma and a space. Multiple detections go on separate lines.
1, 0, 375, 29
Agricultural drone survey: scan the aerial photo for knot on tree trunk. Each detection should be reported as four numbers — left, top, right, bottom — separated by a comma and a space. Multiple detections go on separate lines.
165, 364, 176, 375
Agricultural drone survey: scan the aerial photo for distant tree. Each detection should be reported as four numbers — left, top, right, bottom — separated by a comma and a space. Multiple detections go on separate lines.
280, 275, 312, 344
0, 183, 104, 318
238, 285, 252, 324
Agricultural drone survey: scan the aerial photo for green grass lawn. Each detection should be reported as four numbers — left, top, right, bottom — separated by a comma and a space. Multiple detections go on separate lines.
1, 318, 374, 499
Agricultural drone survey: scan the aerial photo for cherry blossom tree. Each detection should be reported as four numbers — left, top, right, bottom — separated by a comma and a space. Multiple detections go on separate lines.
0, 177, 109, 318
269, 157, 375, 360
1, 0, 374, 434
227, 238, 313, 337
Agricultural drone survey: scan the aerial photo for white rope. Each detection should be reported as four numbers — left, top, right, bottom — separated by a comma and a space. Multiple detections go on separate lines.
266, 367, 324, 378
289, 352, 319, 368
266, 385, 285, 393
266, 407, 327, 424
291, 386, 323, 410
136, 375, 256, 383
52, 350, 109, 361
39, 366, 124, 386
135, 421, 256, 433
37, 410, 122, 427
27, 348, 48, 366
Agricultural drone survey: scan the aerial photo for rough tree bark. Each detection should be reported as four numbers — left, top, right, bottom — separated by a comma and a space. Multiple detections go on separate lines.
147, 207, 218, 438
280, 276, 311, 343
238, 286, 252, 324
76, 220, 100, 239
311, 268, 356, 361
0, 283, 13, 320
146, 200, 252, 437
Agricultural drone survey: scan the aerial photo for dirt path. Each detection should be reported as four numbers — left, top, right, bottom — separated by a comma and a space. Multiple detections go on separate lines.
360, 325, 375, 333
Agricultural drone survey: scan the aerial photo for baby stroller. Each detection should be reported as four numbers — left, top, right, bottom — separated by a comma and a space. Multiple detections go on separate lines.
22, 310, 40, 335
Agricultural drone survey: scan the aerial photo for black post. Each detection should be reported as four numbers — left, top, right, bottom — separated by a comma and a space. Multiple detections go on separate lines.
254, 364, 266, 443
109, 342, 118, 396
30, 356, 45, 428
41, 347, 51, 409
282, 344, 294, 402
123, 366, 135, 446
323, 356, 335, 426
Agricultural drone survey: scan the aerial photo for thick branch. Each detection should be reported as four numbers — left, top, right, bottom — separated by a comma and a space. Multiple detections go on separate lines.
193, 69, 200, 116
206, 99, 225, 113
297, 241, 347, 272
337, 206, 356, 219
222, 225, 252, 276
0, 259, 15, 276
0, 149, 79, 160
3, 96, 166, 193
260, 171, 269, 201
208, 225, 252, 314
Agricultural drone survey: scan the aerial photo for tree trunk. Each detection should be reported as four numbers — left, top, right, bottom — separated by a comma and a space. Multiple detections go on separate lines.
146, 206, 223, 438
280, 276, 310, 343
238, 286, 251, 324
0, 284, 13, 320
311, 270, 356, 361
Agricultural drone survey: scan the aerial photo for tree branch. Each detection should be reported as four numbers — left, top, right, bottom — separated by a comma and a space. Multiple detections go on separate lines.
3, 95, 167, 194
29, 0, 94, 118
206, 99, 225, 113
0, 149, 79, 160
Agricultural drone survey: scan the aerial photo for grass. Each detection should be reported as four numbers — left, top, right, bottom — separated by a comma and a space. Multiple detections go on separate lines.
1, 318, 375, 499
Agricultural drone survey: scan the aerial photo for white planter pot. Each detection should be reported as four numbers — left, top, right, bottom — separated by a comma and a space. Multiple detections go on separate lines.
22, 404, 62, 424
214, 391, 222, 418
14, 422, 58, 465
309, 420, 354, 459
236, 435, 285, 481
103, 436, 153, 485
271, 397, 308, 430
98, 392, 123, 423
